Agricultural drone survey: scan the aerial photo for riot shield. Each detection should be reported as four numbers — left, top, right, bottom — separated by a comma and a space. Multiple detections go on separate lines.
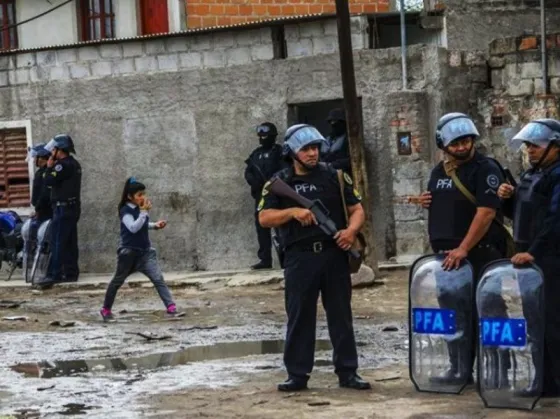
409, 254, 474, 394
20, 219, 34, 283
30, 219, 52, 285
476, 260, 545, 410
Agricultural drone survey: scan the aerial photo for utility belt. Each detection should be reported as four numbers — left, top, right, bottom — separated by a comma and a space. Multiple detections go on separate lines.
286, 239, 338, 254
55, 198, 79, 207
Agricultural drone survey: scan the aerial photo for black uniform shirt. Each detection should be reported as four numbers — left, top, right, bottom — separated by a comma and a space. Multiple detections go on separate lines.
427, 151, 505, 252
44, 156, 82, 203
258, 164, 361, 248
31, 167, 52, 218
244, 144, 284, 199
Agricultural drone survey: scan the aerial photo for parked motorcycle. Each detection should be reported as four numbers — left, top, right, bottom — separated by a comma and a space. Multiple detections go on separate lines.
0, 211, 24, 281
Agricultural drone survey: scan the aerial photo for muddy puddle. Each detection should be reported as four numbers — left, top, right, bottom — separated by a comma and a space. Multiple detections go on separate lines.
10, 339, 334, 379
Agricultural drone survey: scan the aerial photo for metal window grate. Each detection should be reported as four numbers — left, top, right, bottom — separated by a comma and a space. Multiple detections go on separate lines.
80, 0, 115, 41
0, 128, 29, 208
0, 0, 17, 51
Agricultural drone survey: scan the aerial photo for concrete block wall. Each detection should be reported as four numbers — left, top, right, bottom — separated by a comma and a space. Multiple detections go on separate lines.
488, 33, 560, 97
385, 91, 432, 260
285, 17, 368, 57
0, 17, 371, 86
441, 0, 560, 50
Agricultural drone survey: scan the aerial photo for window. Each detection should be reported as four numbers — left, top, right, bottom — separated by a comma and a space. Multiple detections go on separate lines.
79, 0, 115, 41
0, 128, 30, 208
0, 0, 17, 51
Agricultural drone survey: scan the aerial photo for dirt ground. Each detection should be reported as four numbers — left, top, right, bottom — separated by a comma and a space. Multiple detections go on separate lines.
0, 270, 558, 418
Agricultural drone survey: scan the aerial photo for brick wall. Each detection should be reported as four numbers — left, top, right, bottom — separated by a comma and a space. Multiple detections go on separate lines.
184, 0, 390, 28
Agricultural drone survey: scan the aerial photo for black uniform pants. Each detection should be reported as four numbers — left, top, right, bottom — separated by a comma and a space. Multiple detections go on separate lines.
47, 204, 80, 281
254, 206, 272, 265
531, 255, 560, 395
435, 245, 509, 378
283, 245, 358, 381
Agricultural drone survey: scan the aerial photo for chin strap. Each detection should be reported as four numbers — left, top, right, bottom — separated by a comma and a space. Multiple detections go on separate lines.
529, 142, 554, 173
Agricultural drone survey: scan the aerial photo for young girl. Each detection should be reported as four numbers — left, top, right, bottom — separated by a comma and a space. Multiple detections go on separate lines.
100, 177, 181, 322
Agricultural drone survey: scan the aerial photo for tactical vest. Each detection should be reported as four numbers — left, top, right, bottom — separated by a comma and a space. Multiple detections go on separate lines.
428, 173, 471, 245
513, 171, 543, 247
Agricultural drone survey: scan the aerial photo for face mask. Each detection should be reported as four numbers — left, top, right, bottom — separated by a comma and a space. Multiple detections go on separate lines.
259, 137, 275, 148
330, 121, 346, 137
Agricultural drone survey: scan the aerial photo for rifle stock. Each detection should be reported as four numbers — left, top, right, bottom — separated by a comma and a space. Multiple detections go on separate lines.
265, 177, 360, 259
503, 168, 518, 187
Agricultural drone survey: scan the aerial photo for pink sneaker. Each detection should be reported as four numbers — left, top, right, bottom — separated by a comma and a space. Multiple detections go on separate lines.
100, 308, 115, 322
166, 304, 185, 318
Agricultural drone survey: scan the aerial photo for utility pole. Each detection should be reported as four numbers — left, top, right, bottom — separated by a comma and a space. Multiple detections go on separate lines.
334, 0, 379, 275
541, 0, 550, 94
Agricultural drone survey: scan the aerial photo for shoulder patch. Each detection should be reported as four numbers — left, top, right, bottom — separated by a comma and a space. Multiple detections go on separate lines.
343, 173, 353, 185
54, 164, 63, 172
486, 174, 500, 189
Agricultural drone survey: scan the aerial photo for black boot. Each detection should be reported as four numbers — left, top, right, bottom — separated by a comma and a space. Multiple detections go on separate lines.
339, 374, 371, 390
251, 261, 272, 270
277, 377, 308, 392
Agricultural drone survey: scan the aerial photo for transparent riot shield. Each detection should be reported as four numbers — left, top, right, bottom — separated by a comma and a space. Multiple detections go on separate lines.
30, 219, 52, 285
20, 219, 34, 283
476, 260, 544, 410
409, 254, 474, 394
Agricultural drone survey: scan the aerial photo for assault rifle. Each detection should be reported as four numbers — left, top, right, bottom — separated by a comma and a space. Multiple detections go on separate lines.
265, 177, 360, 259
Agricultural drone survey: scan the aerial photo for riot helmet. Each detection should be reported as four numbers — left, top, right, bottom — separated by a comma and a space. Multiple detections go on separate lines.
256, 122, 278, 148
282, 124, 326, 169
45, 133, 76, 154
435, 113, 480, 149
510, 119, 560, 169
509, 119, 560, 150
27, 143, 50, 160
26, 143, 50, 167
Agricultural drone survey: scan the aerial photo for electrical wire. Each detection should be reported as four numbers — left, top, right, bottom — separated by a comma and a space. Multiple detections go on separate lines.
2, 0, 75, 32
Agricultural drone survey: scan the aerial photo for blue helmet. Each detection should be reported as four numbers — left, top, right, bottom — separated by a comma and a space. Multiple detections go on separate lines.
509, 119, 560, 151
435, 113, 480, 149
28, 143, 50, 158
282, 124, 327, 157
45, 133, 75, 154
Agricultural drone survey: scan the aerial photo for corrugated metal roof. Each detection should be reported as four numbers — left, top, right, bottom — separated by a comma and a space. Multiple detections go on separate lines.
0, 10, 441, 56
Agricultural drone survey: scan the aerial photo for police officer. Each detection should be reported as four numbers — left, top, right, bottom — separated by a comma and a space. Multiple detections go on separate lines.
25, 144, 53, 272
258, 124, 370, 392
244, 122, 283, 269
38, 134, 82, 288
497, 119, 560, 397
320, 108, 351, 173
29, 143, 53, 222
413, 113, 509, 385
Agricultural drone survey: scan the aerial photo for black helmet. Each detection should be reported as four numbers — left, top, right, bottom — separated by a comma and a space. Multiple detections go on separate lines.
45, 133, 75, 154
327, 108, 346, 123
435, 113, 479, 149
256, 122, 278, 138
